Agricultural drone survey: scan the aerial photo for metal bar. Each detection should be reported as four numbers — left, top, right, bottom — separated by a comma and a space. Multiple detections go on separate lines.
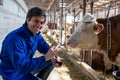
83, 0, 86, 16
65, 13, 67, 46
106, 1, 113, 18
60, 0, 63, 43
106, 20, 111, 50
53, 4, 56, 30
82, 50, 85, 62
89, 50, 92, 66
90, 0, 94, 14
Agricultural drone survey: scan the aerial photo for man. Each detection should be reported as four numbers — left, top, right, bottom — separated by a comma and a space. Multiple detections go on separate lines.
0, 7, 61, 80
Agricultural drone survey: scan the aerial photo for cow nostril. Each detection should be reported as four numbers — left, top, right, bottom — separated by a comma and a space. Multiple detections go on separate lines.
67, 42, 70, 45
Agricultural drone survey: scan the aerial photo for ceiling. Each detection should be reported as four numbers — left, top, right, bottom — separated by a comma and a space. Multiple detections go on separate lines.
24, 0, 56, 12
24, 0, 120, 15
24, 0, 76, 12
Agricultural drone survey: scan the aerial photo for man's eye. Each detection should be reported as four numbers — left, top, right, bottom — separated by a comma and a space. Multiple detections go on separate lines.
34, 20, 39, 23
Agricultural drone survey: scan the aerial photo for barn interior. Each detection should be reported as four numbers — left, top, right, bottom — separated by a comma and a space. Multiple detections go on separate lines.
24, 0, 120, 22
24, 0, 120, 80
0, 0, 120, 80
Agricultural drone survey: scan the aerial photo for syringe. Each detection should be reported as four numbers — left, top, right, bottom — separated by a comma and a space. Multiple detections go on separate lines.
56, 43, 62, 49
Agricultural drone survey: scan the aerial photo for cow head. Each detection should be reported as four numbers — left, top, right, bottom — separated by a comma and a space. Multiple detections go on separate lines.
67, 13, 104, 50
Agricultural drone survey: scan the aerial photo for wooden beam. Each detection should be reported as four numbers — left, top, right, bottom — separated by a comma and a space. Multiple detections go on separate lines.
47, 0, 56, 12
64, 53, 106, 80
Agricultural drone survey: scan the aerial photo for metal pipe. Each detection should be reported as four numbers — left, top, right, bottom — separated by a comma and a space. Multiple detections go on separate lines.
53, 4, 56, 30
83, 0, 86, 16
60, 0, 63, 43
90, 0, 94, 14
47, 0, 56, 11
65, 13, 67, 46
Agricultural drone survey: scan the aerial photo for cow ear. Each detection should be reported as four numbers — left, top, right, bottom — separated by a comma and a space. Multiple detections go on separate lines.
94, 24, 104, 34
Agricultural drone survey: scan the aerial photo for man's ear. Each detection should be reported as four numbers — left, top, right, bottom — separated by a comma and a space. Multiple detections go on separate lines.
26, 18, 29, 22
93, 24, 104, 34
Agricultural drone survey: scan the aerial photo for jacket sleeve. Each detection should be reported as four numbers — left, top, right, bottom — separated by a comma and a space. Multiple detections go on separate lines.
37, 34, 51, 54
7, 37, 47, 74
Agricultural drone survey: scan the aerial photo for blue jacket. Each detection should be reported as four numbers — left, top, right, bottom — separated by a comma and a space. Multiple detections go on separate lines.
0, 23, 50, 80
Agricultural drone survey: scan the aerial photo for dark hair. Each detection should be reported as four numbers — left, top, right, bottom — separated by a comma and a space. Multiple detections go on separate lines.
26, 7, 46, 23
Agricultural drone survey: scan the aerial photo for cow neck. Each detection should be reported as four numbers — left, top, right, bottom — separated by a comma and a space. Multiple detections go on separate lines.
97, 15, 120, 62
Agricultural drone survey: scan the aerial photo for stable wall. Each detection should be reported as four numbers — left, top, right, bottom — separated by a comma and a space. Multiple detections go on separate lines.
0, 0, 28, 50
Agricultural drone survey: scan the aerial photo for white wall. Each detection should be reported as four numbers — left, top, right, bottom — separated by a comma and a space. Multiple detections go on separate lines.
0, 0, 28, 50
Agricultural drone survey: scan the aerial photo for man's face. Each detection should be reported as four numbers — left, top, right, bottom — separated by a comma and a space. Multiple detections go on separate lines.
27, 16, 45, 35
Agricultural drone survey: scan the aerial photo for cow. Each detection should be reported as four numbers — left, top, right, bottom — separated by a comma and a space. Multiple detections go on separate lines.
47, 22, 58, 30
40, 24, 49, 34
67, 13, 120, 71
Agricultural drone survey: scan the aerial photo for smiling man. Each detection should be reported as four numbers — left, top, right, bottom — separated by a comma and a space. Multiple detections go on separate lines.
0, 7, 61, 80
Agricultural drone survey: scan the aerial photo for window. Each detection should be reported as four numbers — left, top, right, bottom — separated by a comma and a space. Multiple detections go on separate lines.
0, 0, 3, 5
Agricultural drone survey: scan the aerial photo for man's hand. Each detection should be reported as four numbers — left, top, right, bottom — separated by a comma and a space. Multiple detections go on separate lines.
45, 46, 61, 61
52, 57, 62, 67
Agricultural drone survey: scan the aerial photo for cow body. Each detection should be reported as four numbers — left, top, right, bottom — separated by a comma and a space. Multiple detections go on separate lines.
67, 13, 120, 70
97, 15, 120, 70
97, 16, 120, 63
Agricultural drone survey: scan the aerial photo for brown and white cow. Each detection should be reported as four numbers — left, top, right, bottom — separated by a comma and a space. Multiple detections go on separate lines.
67, 13, 120, 71
47, 22, 58, 30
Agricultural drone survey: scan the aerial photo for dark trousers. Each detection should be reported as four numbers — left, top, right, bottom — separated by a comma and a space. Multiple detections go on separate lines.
36, 60, 54, 80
